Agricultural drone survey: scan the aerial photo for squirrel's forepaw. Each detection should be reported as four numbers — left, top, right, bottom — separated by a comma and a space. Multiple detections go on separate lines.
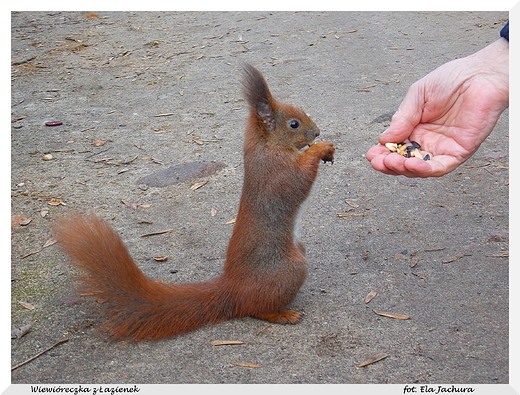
318, 142, 335, 164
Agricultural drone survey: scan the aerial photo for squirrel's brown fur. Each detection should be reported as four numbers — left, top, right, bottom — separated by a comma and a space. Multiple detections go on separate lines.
55, 64, 335, 341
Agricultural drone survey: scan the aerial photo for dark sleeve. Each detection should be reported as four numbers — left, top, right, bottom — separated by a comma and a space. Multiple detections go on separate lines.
500, 21, 509, 41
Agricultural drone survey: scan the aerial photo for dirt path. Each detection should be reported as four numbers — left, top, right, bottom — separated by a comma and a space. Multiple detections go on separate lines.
11, 11, 509, 385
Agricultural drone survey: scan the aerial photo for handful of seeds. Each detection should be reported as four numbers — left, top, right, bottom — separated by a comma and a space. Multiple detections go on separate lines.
385, 141, 430, 161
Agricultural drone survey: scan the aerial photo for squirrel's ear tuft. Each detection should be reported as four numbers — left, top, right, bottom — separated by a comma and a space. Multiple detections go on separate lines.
256, 100, 276, 131
242, 64, 277, 130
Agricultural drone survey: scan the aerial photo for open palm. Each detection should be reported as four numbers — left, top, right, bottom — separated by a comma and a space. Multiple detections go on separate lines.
366, 38, 509, 178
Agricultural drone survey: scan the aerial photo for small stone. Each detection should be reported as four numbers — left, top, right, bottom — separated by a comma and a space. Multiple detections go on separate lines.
45, 121, 63, 126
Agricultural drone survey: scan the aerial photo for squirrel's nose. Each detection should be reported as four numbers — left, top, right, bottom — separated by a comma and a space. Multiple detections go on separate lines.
307, 126, 320, 141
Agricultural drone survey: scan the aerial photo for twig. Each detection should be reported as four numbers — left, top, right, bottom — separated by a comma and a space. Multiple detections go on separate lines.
11, 339, 69, 371
20, 250, 40, 259
358, 353, 389, 367
141, 229, 174, 237
85, 146, 113, 159
154, 113, 174, 117
121, 155, 139, 164
12, 56, 37, 66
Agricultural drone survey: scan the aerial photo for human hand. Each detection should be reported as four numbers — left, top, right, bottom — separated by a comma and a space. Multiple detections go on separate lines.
366, 38, 509, 177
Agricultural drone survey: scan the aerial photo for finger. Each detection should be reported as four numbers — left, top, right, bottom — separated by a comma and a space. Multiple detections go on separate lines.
369, 153, 401, 176
382, 153, 417, 176
387, 155, 458, 177
365, 144, 389, 161
369, 143, 462, 178
401, 157, 433, 177
405, 155, 459, 177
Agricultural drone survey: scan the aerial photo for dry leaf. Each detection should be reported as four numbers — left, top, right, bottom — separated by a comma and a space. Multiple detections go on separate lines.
211, 340, 245, 346
42, 238, 57, 248
190, 181, 208, 190
153, 255, 168, 261
364, 291, 377, 304
231, 361, 258, 369
442, 253, 465, 263
18, 301, 35, 310
93, 140, 105, 146
121, 200, 138, 210
358, 353, 388, 367
373, 309, 410, 320
11, 214, 28, 227
20, 217, 33, 226
48, 198, 66, 206
486, 233, 509, 242
410, 257, 419, 268
11, 324, 32, 339
485, 252, 509, 258
345, 201, 360, 208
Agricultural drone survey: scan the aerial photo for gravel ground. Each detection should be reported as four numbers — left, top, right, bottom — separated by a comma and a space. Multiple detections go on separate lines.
10, 10, 510, 388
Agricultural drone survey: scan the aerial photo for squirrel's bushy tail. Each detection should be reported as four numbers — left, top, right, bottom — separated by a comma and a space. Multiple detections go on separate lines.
55, 213, 231, 341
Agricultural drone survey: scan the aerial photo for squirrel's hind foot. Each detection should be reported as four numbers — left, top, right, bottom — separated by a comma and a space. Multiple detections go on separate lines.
252, 310, 302, 324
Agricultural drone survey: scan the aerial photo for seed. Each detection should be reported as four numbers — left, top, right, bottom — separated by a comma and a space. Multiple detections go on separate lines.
409, 148, 423, 159
385, 143, 398, 152
385, 141, 430, 161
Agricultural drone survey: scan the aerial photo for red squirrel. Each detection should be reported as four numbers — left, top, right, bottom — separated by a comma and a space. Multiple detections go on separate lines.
55, 64, 335, 341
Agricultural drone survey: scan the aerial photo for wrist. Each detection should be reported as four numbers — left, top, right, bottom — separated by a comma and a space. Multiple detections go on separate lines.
470, 38, 509, 105
474, 37, 509, 72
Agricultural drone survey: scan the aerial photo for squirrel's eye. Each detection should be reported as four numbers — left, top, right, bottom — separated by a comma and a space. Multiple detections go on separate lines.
289, 120, 300, 129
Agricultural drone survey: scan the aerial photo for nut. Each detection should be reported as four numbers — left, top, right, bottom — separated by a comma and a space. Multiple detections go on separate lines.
385, 141, 430, 161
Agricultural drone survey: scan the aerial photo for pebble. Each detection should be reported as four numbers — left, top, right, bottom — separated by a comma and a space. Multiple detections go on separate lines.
45, 121, 63, 126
